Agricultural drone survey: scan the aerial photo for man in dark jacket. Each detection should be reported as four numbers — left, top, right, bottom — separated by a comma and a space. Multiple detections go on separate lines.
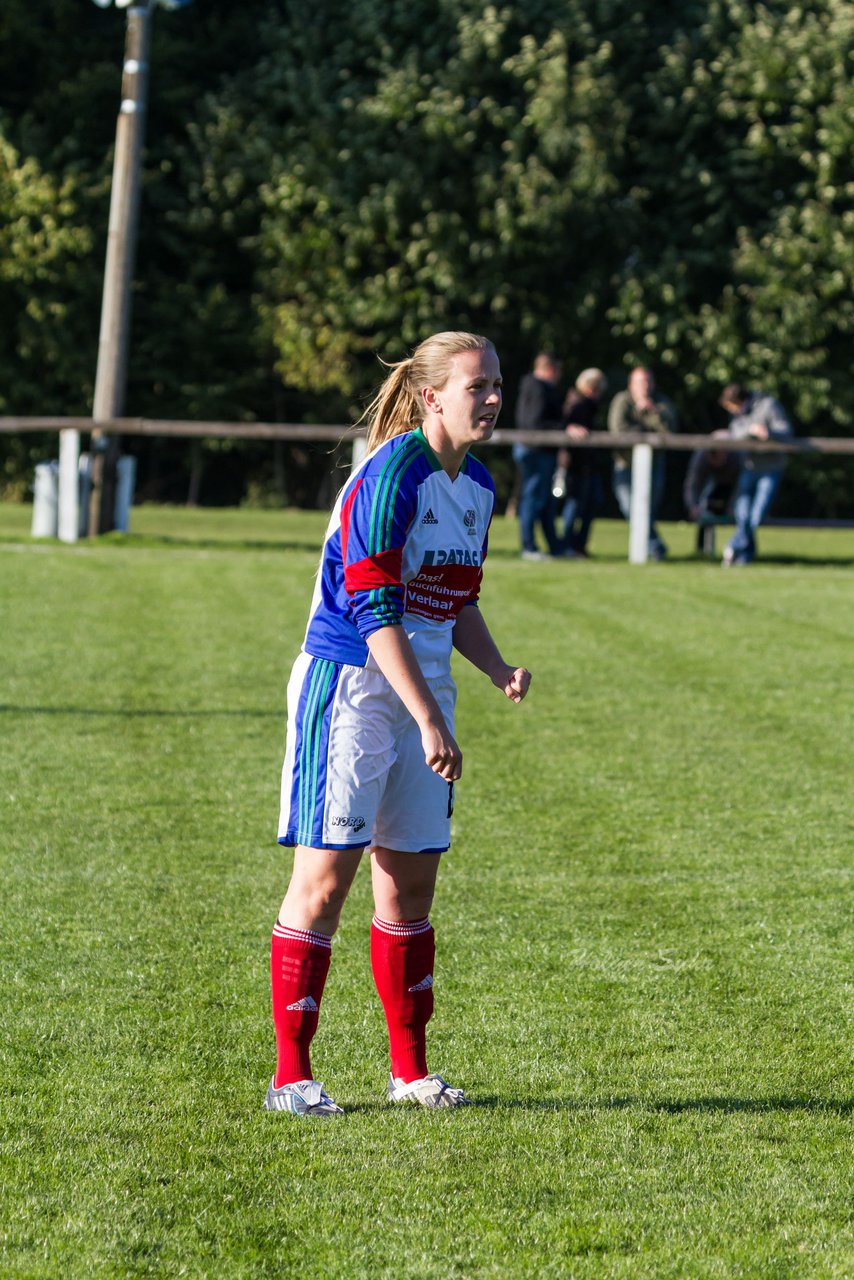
513, 352, 565, 560
556, 367, 608, 557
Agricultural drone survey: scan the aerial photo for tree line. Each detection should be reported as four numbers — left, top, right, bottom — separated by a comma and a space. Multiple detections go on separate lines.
1, 0, 851, 514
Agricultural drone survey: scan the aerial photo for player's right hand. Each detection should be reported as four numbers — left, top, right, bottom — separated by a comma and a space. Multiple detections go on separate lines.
422, 724, 462, 781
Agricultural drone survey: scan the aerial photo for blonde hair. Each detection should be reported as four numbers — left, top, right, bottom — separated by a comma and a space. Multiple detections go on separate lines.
576, 367, 607, 394
361, 331, 495, 453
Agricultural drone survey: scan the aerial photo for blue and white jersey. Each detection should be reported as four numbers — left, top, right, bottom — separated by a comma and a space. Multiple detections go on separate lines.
302, 428, 495, 678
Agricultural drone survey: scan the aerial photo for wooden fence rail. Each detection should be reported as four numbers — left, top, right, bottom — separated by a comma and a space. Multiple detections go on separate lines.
2, 416, 854, 454
3, 416, 852, 558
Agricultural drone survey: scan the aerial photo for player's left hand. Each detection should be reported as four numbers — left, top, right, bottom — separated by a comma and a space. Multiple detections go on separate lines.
498, 666, 531, 704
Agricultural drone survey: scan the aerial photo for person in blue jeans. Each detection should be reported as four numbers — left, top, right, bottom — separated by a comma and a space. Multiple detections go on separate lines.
718, 383, 793, 565
512, 352, 565, 560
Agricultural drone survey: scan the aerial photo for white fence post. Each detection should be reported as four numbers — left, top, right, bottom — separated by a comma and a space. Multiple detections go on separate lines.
351, 435, 367, 474
31, 462, 59, 537
629, 442, 653, 564
57, 429, 80, 544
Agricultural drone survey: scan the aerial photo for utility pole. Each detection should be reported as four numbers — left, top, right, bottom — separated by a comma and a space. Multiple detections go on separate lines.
87, 1, 152, 536
54, 0, 194, 542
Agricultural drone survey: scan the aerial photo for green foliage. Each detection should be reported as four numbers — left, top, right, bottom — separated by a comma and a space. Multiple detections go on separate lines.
0, 134, 95, 413
607, 0, 854, 430
0, 131, 96, 496
253, 2, 625, 401
0, 0, 851, 507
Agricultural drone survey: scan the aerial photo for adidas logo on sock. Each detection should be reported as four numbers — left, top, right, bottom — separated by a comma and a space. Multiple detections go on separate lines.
421, 508, 439, 525
408, 974, 434, 992
286, 996, 319, 1011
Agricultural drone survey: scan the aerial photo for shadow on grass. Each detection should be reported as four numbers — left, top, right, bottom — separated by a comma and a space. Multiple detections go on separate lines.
293, 1095, 854, 1117
666, 552, 854, 567
281, 1096, 854, 1116
0, 704, 280, 719
486, 548, 625, 564
654, 1095, 854, 1115
736, 553, 854, 568
102, 533, 322, 554
486, 546, 854, 568
9, 531, 852, 566
474, 1095, 854, 1116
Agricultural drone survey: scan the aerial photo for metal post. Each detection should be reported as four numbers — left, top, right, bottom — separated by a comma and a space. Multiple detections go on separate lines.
629, 442, 653, 564
87, 2, 152, 536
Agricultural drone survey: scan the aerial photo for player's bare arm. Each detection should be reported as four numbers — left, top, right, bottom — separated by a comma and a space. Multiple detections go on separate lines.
366, 624, 462, 780
452, 606, 532, 704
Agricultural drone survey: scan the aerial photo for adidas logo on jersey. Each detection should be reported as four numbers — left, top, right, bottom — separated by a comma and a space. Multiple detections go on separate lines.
286, 996, 319, 1012
408, 974, 434, 993
421, 508, 439, 525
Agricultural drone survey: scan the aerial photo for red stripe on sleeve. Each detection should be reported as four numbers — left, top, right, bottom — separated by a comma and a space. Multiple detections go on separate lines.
345, 548, 404, 592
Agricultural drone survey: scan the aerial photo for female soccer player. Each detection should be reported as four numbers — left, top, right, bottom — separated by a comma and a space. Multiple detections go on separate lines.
265, 331, 531, 1116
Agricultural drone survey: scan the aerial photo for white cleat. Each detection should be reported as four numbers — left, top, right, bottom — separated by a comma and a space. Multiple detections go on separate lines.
264, 1077, 343, 1117
387, 1072, 473, 1109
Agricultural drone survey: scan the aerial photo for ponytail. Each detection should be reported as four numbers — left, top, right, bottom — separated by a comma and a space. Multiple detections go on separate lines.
360, 358, 421, 454
360, 331, 494, 454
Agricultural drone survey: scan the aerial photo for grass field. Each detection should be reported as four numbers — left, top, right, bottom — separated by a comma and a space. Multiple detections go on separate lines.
1, 504, 852, 1279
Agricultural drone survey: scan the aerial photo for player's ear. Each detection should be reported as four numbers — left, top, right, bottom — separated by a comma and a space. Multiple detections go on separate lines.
422, 385, 442, 414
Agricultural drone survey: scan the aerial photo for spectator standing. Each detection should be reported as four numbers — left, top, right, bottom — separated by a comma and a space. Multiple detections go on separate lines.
607, 367, 678, 561
683, 432, 741, 554
553, 368, 608, 557
513, 352, 565, 560
719, 383, 794, 565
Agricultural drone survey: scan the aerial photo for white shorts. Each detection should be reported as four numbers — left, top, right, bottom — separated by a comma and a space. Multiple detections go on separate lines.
278, 652, 457, 853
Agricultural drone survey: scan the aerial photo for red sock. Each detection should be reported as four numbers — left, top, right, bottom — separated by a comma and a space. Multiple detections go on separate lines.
270, 924, 332, 1087
370, 915, 435, 1083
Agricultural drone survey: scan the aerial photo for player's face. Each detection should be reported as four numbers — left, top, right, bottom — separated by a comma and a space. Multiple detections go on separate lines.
434, 348, 503, 448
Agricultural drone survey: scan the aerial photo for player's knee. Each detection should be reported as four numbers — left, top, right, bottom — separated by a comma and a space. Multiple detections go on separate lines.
305, 875, 351, 927
283, 869, 352, 932
382, 882, 435, 921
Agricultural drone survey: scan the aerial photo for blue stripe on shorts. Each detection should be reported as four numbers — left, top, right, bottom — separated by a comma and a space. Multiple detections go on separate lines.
295, 657, 337, 845
281, 656, 361, 849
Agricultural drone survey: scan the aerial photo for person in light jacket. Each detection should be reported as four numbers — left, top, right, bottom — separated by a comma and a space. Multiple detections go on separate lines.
607, 367, 678, 561
719, 382, 793, 565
